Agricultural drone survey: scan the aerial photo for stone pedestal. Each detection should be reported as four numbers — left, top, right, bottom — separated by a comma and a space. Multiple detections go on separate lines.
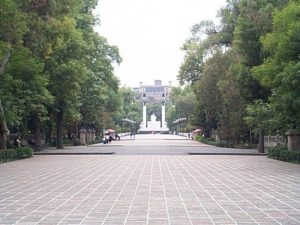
286, 130, 300, 152
212, 130, 220, 143
91, 129, 96, 141
79, 128, 86, 145
86, 129, 91, 143
161, 105, 166, 128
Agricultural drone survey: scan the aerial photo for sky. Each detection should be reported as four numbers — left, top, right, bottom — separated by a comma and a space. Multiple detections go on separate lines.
94, 0, 227, 87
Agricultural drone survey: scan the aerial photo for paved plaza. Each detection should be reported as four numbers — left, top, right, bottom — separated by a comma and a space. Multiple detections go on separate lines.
1, 135, 300, 224
36, 134, 263, 155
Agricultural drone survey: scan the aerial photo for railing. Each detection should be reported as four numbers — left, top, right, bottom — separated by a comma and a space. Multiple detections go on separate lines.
264, 135, 285, 148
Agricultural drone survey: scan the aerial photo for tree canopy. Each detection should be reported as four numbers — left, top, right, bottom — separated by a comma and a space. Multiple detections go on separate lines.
178, 0, 296, 145
0, 0, 121, 150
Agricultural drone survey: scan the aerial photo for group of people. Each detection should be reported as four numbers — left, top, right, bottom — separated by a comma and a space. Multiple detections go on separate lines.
13, 136, 35, 147
103, 132, 120, 144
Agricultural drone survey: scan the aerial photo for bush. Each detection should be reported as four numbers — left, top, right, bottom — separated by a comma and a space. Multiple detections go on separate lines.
268, 145, 300, 163
0, 147, 33, 163
73, 138, 82, 146
87, 140, 98, 145
196, 135, 234, 147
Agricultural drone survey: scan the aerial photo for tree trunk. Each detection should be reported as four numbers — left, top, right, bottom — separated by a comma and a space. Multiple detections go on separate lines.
0, 48, 11, 76
0, 100, 8, 150
258, 128, 264, 153
56, 109, 64, 149
34, 117, 42, 151
0, 47, 11, 150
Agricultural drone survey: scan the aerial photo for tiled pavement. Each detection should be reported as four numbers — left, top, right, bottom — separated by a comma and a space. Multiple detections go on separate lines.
36, 134, 262, 155
1, 155, 300, 224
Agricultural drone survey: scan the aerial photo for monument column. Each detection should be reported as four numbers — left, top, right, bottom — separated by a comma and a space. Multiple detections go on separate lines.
161, 94, 166, 128
143, 102, 147, 128
161, 104, 165, 128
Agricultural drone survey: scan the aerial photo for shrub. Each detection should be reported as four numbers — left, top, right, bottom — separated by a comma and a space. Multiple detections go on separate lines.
196, 136, 233, 148
87, 140, 98, 145
268, 145, 300, 163
0, 147, 33, 163
73, 138, 82, 146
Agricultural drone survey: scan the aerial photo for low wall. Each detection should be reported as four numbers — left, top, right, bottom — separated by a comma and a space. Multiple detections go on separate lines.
264, 135, 285, 148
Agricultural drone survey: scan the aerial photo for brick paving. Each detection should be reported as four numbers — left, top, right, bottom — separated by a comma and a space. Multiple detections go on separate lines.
37, 134, 262, 155
1, 155, 300, 224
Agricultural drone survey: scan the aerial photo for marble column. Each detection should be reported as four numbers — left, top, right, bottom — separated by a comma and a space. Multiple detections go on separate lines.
161, 104, 165, 128
143, 104, 147, 128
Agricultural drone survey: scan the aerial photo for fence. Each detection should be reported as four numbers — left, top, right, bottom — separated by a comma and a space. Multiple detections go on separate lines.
264, 135, 285, 148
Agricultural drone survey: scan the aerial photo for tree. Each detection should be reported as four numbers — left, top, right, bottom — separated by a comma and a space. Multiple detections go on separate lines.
217, 58, 246, 144
166, 86, 196, 132
0, 0, 122, 150
0, 0, 26, 149
178, 0, 290, 146
252, 1, 300, 131
113, 87, 141, 133
0, 46, 53, 150
244, 100, 274, 152
192, 49, 230, 137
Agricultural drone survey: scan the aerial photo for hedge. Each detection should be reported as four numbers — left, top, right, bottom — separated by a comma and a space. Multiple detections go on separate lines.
0, 147, 33, 163
195, 135, 234, 148
268, 145, 300, 163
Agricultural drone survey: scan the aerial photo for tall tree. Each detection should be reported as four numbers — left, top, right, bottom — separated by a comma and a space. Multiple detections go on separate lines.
0, 0, 26, 149
252, 1, 300, 131
166, 86, 196, 132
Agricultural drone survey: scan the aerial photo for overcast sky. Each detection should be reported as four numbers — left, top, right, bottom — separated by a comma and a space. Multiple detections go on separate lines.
94, 0, 226, 87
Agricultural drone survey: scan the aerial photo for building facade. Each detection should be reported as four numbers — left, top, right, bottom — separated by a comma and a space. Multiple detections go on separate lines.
134, 80, 172, 103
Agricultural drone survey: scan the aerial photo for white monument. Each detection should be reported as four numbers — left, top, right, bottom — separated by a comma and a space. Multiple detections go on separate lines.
138, 96, 169, 133
147, 114, 161, 130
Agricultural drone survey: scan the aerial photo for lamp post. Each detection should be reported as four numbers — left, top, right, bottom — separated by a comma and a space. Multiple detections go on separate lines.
173, 117, 186, 136
122, 118, 136, 136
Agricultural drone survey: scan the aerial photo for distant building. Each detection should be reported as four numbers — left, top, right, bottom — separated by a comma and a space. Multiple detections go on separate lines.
134, 80, 172, 103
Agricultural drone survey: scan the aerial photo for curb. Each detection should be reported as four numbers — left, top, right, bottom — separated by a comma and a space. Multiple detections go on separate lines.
34, 152, 115, 155
189, 153, 267, 156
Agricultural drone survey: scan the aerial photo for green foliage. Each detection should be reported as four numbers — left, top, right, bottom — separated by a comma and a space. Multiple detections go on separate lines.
245, 100, 273, 132
178, 0, 292, 145
1, 47, 53, 126
252, 1, 300, 130
113, 87, 142, 132
195, 135, 232, 148
0, 147, 33, 163
0, 0, 122, 149
166, 86, 196, 132
178, 41, 205, 85
268, 145, 300, 163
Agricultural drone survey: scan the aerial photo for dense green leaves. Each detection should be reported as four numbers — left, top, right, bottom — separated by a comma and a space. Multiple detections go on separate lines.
0, 0, 121, 149
166, 86, 196, 132
178, 0, 295, 144
253, 1, 300, 131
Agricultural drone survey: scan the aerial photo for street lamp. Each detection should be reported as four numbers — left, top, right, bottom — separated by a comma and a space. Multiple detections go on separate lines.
173, 117, 186, 136
122, 118, 136, 135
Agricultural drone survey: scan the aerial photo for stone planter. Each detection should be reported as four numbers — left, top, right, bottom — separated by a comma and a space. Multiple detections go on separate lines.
286, 129, 300, 152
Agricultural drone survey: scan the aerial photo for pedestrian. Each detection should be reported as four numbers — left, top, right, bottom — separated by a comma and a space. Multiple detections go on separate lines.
115, 133, 120, 141
14, 136, 21, 147
105, 133, 110, 144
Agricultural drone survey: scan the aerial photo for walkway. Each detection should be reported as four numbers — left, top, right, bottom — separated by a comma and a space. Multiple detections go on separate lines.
36, 134, 262, 155
0, 135, 300, 224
